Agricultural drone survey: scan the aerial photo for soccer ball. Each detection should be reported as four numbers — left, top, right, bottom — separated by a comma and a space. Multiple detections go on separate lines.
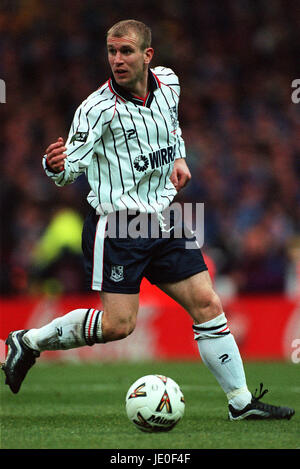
125, 374, 185, 432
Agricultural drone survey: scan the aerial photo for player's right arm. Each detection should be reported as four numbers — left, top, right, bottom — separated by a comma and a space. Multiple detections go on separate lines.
43, 100, 106, 186
45, 137, 67, 173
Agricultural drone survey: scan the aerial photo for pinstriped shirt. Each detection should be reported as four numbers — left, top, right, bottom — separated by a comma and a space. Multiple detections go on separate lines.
43, 66, 187, 215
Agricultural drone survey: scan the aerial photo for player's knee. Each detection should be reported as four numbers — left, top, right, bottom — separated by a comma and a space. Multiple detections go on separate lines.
102, 313, 136, 341
193, 289, 223, 324
114, 320, 136, 340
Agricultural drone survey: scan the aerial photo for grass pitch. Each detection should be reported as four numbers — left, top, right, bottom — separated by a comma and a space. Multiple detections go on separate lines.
1, 361, 299, 450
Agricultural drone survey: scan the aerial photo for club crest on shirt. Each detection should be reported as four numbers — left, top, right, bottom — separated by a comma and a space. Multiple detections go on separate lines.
169, 106, 178, 133
110, 265, 124, 282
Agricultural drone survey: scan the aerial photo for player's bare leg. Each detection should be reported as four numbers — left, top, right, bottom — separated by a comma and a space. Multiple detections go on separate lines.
2, 292, 140, 393
157, 270, 294, 420
100, 292, 140, 341
158, 270, 221, 323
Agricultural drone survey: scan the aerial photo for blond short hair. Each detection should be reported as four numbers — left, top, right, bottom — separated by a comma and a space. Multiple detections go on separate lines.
106, 19, 152, 50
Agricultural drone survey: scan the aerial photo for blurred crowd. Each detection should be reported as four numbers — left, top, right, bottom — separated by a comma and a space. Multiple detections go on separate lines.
1, 0, 300, 296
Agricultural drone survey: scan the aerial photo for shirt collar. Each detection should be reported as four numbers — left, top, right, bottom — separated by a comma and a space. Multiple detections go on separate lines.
108, 69, 161, 107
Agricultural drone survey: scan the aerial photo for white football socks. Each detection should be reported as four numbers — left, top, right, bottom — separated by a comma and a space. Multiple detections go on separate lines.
22, 307, 251, 410
23, 308, 104, 352
193, 313, 252, 410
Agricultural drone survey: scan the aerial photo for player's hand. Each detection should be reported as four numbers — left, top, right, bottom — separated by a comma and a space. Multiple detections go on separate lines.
45, 137, 67, 173
170, 158, 191, 192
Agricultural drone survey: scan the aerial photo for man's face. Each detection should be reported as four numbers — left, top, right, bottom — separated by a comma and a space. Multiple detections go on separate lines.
107, 31, 152, 93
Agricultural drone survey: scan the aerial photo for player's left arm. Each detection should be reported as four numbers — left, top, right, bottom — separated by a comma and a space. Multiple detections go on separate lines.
171, 87, 191, 192
170, 157, 191, 192
156, 66, 191, 192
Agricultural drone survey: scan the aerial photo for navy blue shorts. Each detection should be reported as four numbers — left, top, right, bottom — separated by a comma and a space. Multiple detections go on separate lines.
82, 209, 207, 294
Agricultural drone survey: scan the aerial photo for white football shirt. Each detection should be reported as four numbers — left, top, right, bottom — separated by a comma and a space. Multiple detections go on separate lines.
43, 67, 186, 215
